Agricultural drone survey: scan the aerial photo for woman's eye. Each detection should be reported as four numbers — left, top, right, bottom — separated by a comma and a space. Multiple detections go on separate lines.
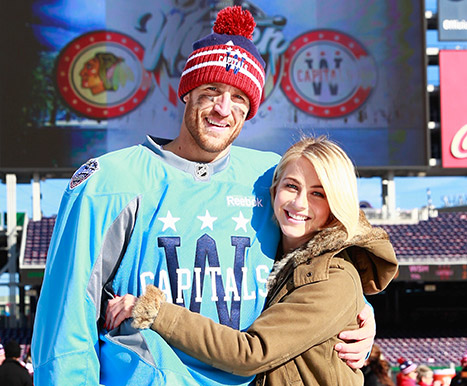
311, 191, 325, 198
285, 183, 298, 190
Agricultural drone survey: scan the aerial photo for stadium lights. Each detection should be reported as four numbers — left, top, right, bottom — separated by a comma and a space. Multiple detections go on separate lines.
428, 121, 439, 129
426, 47, 439, 56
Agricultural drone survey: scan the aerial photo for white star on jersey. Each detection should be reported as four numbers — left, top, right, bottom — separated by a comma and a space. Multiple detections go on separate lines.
232, 211, 249, 232
158, 210, 180, 231
197, 210, 217, 230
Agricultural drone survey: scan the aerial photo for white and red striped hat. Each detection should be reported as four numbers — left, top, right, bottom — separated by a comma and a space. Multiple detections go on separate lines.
178, 6, 265, 120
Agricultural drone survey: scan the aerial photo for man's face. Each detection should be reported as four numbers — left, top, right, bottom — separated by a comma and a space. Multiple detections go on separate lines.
182, 82, 250, 158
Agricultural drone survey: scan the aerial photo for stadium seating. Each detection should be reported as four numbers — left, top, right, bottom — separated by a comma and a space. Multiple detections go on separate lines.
22, 216, 56, 268
376, 330, 467, 367
380, 212, 466, 262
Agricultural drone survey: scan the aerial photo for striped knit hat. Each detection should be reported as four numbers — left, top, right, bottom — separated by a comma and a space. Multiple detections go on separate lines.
178, 6, 265, 120
398, 357, 417, 375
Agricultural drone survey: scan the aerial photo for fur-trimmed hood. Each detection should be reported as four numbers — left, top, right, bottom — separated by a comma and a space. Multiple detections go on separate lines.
267, 210, 398, 295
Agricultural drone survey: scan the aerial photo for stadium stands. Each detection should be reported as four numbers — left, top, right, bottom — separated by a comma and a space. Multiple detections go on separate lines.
22, 216, 56, 267
381, 212, 466, 262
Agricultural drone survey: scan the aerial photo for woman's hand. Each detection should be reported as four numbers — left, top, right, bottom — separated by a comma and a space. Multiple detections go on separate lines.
334, 303, 376, 369
104, 294, 137, 331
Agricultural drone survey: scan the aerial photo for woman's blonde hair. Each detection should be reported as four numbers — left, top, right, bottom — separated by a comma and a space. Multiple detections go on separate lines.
270, 136, 360, 240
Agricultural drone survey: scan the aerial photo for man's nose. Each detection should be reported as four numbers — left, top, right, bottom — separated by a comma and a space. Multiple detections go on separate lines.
213, 92, 232, 117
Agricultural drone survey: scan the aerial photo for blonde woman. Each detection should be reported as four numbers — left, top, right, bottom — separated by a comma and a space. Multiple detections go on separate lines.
130, 136, 398, 386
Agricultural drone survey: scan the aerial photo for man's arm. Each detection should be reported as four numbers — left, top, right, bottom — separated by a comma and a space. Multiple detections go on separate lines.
31, 178, 137, 385
31, 188, 102, 385
334, 303, 375, 369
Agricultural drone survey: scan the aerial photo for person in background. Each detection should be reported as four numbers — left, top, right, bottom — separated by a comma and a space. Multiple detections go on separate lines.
129, 136, 399, 385
0, 340, 33, 386
397, 357, 418, 386
450, 351, 467, 385
363, 343, 395, 386
416, 364, 434, 386
0, 343, 5, 365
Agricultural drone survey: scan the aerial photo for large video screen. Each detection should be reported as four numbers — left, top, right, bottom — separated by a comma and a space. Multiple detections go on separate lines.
0, 0, 428, 173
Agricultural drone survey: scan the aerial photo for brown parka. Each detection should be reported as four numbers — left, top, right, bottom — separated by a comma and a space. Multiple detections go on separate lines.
134, 211, 398, 386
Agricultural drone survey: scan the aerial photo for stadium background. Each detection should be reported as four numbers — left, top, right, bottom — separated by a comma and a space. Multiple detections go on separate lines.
0, 0, 466, 382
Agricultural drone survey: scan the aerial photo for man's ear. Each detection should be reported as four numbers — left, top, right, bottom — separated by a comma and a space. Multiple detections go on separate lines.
182, 94, 189, 103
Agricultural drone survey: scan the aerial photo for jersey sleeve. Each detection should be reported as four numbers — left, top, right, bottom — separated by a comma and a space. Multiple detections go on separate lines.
31, 175, 139, 385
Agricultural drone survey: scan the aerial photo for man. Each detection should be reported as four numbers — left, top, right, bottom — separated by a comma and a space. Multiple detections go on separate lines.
0, 340, 33, 386
32, 6, 375, 385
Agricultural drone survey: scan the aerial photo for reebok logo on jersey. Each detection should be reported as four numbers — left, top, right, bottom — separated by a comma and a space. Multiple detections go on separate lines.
226, 195, 263, 208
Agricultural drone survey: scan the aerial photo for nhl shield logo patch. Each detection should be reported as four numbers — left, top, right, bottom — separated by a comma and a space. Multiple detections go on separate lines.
70, 158, 100, 189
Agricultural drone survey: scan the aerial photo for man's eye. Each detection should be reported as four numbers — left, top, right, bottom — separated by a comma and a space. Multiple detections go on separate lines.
285, 183, 298, 190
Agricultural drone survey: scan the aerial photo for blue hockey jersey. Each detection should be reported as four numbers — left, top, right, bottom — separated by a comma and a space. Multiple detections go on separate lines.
32, 136, 281, 385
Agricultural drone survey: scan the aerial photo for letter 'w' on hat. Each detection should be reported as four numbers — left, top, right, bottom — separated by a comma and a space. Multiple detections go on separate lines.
178, 6, 266, 120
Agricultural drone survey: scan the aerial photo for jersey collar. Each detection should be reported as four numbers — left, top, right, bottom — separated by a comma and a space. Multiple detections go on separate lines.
143, 136, 231, 181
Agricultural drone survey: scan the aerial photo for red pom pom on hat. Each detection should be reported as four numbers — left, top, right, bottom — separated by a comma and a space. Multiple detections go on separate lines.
213, 6, 256, 40
178, 5, 265, 119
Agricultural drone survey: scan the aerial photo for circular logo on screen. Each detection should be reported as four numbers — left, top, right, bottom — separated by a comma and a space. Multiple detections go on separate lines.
281, 30, 376, 118
56, 31, 152, 119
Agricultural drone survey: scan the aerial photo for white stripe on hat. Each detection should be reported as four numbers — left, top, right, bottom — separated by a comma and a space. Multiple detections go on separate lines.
185, 48, 265, 83
181, 60, 263, 98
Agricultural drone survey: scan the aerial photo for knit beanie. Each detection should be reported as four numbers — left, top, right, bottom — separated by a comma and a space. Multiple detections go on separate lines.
398, 357, 417, 375
178, 6, 266, 120
461, 351, 467, 367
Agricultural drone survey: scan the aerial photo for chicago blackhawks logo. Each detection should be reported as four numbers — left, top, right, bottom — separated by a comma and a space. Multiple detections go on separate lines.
56, 31, 151, 119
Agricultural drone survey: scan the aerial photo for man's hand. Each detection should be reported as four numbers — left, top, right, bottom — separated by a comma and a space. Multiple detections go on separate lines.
334, 303, 375, 369
104, 294, 137, 331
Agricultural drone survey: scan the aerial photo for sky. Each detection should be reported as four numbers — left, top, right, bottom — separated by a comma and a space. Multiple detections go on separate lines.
0, 175, 466, 219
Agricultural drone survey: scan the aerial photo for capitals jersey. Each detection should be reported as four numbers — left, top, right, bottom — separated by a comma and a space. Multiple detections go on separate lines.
32, 136, 281, 386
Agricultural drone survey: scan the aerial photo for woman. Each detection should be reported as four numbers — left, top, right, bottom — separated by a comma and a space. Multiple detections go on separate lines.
128, 136, 398, 385
416, 365, 433, 386
363, 344, 395, 386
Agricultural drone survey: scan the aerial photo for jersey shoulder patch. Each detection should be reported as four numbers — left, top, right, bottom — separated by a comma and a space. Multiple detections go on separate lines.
70, 158, 100, 189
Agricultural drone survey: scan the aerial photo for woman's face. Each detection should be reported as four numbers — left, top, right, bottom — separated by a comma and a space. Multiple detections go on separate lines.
273, 156, 331, 253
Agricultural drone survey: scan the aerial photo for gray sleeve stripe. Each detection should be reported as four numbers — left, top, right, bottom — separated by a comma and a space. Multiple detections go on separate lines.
87, 195, 141, 321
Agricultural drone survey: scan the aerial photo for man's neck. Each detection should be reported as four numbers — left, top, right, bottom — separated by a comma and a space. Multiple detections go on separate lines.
163, 137, 229, 163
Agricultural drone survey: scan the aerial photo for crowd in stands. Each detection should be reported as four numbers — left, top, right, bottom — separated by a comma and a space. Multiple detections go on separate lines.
362, 343, 467, 386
